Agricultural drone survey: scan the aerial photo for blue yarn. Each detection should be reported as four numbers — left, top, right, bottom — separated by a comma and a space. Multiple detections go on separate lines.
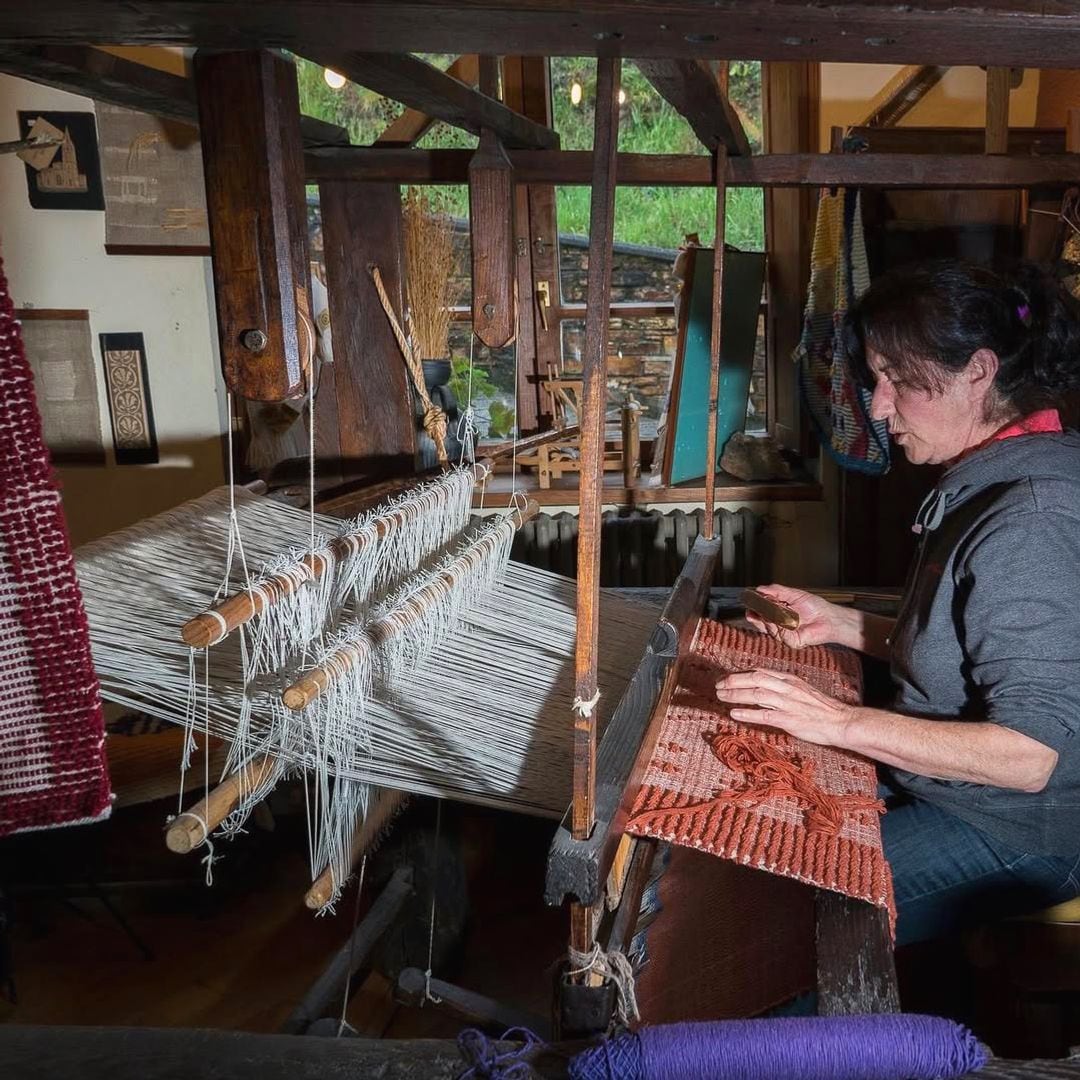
456, 1026, 544, 1079
567, 1014, 988, 1080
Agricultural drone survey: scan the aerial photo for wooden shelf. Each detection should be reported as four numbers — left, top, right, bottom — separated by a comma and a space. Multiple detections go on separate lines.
472, 467, 822, 508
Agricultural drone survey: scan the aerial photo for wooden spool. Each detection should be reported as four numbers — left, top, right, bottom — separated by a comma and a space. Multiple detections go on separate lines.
304, 788, 407, 910
165, 753, 276, 854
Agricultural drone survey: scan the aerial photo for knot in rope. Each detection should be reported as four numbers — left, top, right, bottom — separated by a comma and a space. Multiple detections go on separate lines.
423, 404, 450, 458
456, 1027, 543, 1080
567, 944, 640, 1025
572, 688, 602, 719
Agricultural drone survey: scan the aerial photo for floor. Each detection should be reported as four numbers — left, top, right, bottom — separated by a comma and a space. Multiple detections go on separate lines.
5, 789, 1080, 1060
0, 792, 564, 1037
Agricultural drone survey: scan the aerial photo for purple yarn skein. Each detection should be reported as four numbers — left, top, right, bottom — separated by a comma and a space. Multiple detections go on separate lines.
568, 1014, 987, 1080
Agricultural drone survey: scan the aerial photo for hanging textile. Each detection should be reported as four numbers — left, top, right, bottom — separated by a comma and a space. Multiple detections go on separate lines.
794, 188, 890, 475
0, 253, 111, 836
627, 621, 895, 934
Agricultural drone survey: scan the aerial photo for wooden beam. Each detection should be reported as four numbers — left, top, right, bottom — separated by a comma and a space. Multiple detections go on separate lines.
375, 54, 479, 146
319, 181, 416, 480
196, 50, 312, 402
702, 145, 727, 538
12, 3, 1080, 69
634, 59, 751, 155
986, 66, 1012, 154
306, 146, 1080, 189
572, 54, 620, 844
858, 65, 949, 128
0, 43, 346, 146
302, 51, 558, 150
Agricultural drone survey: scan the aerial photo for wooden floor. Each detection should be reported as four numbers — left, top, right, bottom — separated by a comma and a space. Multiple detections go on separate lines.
0, 795, 563, 1036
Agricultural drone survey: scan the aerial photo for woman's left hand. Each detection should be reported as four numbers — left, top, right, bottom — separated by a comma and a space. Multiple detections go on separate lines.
715, 669, 858, 748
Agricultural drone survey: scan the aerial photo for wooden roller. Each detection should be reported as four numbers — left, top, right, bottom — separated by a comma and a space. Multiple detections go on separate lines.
304, 788, 408, 910
739, 588, 801, 631
165, 754, 276, 854
282, 501, 540, 711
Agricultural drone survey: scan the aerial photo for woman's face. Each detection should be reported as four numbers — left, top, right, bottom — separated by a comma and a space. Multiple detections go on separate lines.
866, 349, 998, 465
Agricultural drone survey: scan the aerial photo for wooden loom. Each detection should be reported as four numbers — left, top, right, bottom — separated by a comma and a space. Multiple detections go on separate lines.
10, 6, 1080, 1063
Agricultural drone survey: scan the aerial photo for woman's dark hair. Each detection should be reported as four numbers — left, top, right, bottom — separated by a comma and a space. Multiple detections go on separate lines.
842, 260, 1080, 416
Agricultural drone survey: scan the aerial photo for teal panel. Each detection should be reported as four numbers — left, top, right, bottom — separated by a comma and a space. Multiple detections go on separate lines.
669, 247, 767, 485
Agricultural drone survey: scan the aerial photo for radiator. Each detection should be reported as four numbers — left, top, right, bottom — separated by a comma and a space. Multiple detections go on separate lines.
509, 507, 763, 587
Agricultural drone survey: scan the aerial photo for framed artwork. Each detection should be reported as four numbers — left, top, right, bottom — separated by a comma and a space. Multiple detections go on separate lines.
96, 102, 210, 255
16, 111, 105, 211
16, 310, 106, 465
99, 333, 159, 465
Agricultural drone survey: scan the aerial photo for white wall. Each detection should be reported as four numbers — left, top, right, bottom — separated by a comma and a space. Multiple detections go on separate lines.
821, 64, 1041, 147
0, 73, 226, 547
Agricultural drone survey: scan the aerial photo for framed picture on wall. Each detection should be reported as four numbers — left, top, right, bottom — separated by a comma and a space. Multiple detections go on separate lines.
16, 309, 106, 465
99, 332, 159, 465
96, 102, 210, 255
16, 111, 105, 211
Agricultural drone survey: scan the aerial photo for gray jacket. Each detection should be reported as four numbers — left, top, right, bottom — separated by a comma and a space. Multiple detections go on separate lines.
887, 430, 1080, 856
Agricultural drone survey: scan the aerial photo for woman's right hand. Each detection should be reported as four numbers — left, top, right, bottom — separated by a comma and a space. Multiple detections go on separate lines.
743, 584, 850, 649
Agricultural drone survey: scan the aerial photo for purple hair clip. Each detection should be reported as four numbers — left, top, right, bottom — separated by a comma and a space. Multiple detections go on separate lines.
1017, 302, 1032, 327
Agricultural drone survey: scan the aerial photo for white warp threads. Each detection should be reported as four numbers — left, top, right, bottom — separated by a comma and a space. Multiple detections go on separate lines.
74, 488, 656, 886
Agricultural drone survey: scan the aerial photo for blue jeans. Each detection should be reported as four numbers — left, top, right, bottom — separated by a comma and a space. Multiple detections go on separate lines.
881, 784, 1080, 947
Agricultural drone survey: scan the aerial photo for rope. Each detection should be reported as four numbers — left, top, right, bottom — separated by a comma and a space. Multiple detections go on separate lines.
368, 263, 449, 466
568, 943, 640, 1026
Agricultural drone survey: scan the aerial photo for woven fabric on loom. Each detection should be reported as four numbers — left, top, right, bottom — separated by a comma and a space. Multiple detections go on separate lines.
0, 255, 111, 835
627, 621, 895, 931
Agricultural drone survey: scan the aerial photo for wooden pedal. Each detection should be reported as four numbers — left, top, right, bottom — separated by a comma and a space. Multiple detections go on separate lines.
739, 588, 800, 630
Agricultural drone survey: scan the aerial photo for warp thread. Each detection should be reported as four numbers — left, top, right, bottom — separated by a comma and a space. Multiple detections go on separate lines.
568, 944, 640, 1025
567, 1014, 988, 1080
628, 731, 884, 838
456, 1026, 544, 1080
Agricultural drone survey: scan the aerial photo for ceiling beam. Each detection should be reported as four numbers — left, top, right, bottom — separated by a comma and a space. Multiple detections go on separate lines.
304, 51, 558, 149
0, 43, 348, 146
4, 3, 1080, 69
305, 146, 1080, 189
858, 65, 949, 128
634, 59, 750, 155
375, 54, 479, 146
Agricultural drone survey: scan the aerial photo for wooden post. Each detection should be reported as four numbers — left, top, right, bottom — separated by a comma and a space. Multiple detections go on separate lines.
702, 146, 728, 540
569, 54, 621, 973
195, 50, 311, 402
620, 402, 640, 488
470, 56, 517, 349
762, 61, 819, 452
985, 66, 1011, 155
318, 181, 416, 481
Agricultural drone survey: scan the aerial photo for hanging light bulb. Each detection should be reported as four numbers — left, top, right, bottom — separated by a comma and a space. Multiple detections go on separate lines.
323, 68, 347, 90
570, 80, 583, 106
618, 88, 627, 105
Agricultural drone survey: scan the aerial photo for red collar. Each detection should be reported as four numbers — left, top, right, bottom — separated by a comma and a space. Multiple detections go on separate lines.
950, 409, 1062, 465
991, 408, 1063, 441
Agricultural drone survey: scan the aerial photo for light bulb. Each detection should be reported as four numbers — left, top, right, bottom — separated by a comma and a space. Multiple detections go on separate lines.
323, 68, 346, 90
618, 88, 626, 105
570, 80, 583, 106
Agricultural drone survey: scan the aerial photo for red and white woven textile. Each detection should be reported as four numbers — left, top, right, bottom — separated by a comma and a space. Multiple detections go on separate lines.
627, 620, 895, 931
0, 254, 111, 835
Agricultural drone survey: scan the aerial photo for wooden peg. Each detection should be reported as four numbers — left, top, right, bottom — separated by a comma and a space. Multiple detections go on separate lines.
165, 754, 276, 854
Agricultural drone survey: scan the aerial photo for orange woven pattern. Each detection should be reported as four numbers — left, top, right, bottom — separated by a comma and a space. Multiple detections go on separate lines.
627, 620, 895, 932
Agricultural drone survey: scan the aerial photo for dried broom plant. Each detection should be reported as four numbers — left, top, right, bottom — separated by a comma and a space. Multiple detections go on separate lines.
402, 187, 459, 360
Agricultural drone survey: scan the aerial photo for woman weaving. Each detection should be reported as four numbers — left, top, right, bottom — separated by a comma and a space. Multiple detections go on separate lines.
717, 261, 1080, 947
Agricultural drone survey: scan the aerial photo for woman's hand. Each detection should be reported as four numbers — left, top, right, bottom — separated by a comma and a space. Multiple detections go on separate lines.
715, 668, 858, 747
743, 584, 851, 649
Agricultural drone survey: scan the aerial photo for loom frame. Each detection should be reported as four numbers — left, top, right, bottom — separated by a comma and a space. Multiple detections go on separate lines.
3, 0, 1074, 1051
